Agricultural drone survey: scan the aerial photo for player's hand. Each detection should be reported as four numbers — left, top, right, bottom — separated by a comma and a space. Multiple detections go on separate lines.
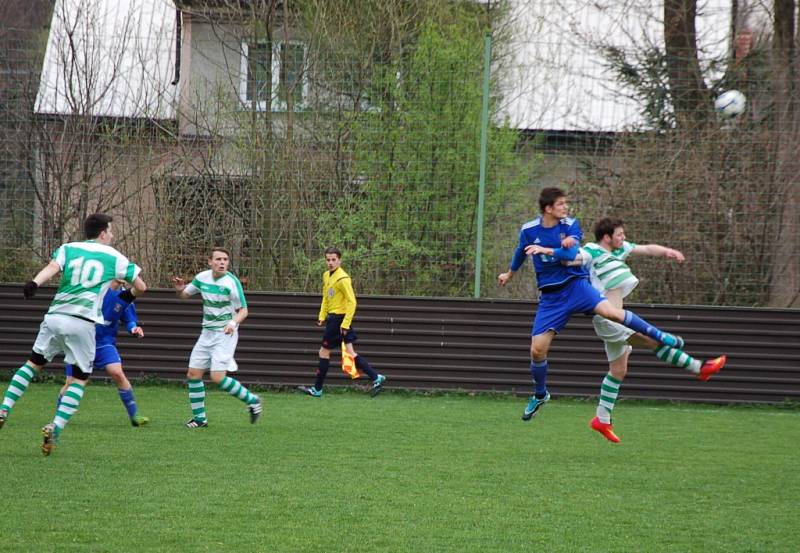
340, 326, 349, 337
665, 249, 685, 262
561, 236, 578, 249
171, 276, 186, 291
224, 322, 238, 335
498, 272, 512, 286
524, 245, 548, 256
23, 280, 39, 299
131, 326, 144, 338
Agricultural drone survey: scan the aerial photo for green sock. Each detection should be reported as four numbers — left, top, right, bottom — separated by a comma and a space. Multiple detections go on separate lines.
219, 376, 257, 405
596, 373, 622, 423
188, 379, 207, 421
53, 382, 85, 436
2, 363, 37, 413
655, 345, 701, 373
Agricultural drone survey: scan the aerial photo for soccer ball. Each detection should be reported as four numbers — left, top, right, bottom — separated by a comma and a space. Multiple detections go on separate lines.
714, 90, 746, 119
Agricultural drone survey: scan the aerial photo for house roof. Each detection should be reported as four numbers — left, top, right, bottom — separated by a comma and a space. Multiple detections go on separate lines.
33, 0, 736, 131
34, 0, 178, 119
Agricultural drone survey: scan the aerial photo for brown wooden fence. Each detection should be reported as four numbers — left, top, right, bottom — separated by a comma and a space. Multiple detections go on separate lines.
1, 284, 798, 404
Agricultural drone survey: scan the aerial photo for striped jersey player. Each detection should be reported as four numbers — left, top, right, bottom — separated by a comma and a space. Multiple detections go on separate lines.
172, 247, 262, 428
575, 217, 727, 443
0, 213, 147, 455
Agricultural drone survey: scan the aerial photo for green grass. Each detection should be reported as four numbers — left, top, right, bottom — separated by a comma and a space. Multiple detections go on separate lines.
1, 384, 798, 552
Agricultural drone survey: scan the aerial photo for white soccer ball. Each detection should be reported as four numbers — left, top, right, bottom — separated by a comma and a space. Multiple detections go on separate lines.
714, 90, 746, 119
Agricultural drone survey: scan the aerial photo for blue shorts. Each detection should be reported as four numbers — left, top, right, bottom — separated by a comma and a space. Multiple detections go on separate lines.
321, 314, 358, 349
64, 344, 122, 376
532, 278, 606, 336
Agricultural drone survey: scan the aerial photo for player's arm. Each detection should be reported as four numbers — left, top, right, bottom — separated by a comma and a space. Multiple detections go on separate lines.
23, 260, 62, 298
561, 218, 584, 248
224, 307, 248, 335
224, 277, 248, 335
499, 229, 528, 286
317, 276, 329, 324
122, 302, 144, 338
339, 278, 357, 330
524, 244, 579, 261
172, 277, 195, 299
630, 244, 685, 262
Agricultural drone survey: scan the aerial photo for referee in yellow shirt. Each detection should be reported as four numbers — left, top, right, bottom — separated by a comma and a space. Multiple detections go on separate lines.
299, 247, 386, 397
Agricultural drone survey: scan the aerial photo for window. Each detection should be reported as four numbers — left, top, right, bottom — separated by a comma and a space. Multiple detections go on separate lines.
240, 40, 307, 111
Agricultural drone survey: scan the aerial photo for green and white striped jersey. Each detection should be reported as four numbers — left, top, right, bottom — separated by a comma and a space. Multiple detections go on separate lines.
48, 240, 141, 324
580, 241, 639, 298
185, 270, 247, 331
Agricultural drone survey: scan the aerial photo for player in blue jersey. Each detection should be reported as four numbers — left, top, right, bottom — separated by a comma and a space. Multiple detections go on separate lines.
498, 187, 685, 421
61, 279, 149, 427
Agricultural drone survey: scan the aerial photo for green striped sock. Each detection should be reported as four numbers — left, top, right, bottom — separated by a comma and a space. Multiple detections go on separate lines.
596, 373, 622, 424
188, 379, 207, 421
655, 345, 701, 374
2, 363, 37, 413
53, 382, 85, 435
219, 376, 257, 405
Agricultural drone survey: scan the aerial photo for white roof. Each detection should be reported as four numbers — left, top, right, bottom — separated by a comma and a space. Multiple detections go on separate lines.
35, 0, 177, 119
498, 0, 732, 132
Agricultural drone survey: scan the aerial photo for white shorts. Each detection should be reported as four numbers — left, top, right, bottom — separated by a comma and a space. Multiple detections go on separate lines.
32, 313, 96, 373
593, 315, 635, 362
189, 328, 239, 372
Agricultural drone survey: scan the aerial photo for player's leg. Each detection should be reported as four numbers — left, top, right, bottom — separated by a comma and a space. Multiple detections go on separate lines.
186, 367, 208, 427
632, 334, 727, 381
41, 317, 96, 455
522, 331, 556, 421
301, 346, 330, 397
300, 317, 341, 397
594, 299, 684, 348
186, 331, 212, 427
590, 345, 627, 444
0, 354, 46, 428
103, 360, 149, 427
344, 331, 385, 396
0, 315, 62, 425
210, 332, 262, 423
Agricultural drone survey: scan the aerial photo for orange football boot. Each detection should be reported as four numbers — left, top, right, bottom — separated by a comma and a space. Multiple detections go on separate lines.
590, 416, 620, 443
698, 355, 727, 381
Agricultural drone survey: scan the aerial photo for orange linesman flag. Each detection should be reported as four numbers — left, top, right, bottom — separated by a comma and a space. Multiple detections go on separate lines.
341, 343, 361, 379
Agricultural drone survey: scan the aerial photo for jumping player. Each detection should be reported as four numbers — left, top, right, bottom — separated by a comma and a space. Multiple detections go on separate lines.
298, 247, 386, 397
172, 247, 262, 428
61, 279, 150, 427
498, 187, 685, 421
574, 217, 727, 443
0, 213, 146, 455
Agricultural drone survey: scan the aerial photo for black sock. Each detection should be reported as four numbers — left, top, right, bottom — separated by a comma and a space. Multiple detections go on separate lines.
314, 357, 330, 390
354, 355, 378, 380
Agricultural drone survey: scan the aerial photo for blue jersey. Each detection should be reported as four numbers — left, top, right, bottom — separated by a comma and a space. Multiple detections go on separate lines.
95, 288, 137, 347
509, 216, 589, 290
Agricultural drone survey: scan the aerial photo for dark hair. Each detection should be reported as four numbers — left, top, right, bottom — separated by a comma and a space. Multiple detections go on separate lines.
209, 247, 231, 259
594, 217, 624, 242
538, 187, 566, 213
324, 246, 342, 258
84, 213, 113, 239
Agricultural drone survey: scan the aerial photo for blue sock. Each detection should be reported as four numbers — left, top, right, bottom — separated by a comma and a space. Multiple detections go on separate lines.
531, 360, 548, 397
354, 355, 378, 381
56, 394, 63, 410
118, 388, 138, 418
623, 310, 674, 344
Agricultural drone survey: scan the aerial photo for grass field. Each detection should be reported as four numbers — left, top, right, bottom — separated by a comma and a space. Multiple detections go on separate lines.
1, 383, 798, 552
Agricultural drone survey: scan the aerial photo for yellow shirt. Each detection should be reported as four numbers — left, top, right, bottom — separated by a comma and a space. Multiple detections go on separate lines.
318, 267, 357, 329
